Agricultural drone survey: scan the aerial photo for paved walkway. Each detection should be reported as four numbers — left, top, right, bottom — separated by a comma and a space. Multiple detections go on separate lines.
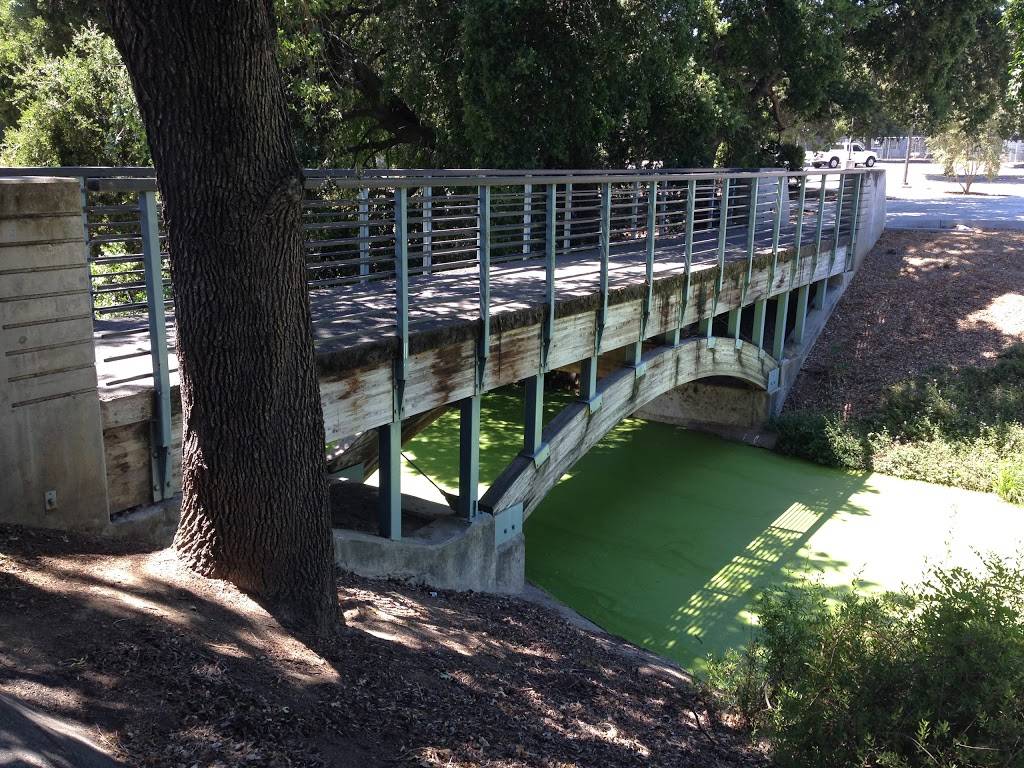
883, 161, 1024, 230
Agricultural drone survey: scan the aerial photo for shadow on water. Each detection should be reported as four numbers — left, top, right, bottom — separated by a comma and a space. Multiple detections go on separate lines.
399, 387, 877, 673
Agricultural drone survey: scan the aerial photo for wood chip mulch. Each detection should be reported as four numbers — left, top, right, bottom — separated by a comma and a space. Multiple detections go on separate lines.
0, 526, 766, 767
786, 228, 1024, 418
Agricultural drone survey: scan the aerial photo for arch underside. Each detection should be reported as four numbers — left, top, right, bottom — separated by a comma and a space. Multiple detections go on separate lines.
479, 336, 778, 520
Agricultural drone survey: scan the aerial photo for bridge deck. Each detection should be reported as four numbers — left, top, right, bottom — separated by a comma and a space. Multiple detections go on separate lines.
91, 220, 833, 397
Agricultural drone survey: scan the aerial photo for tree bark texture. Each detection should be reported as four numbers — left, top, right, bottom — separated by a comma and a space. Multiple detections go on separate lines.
108, 0, 338, 638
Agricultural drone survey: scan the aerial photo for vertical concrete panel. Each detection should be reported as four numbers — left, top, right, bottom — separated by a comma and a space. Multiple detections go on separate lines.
0, 177, 109, 531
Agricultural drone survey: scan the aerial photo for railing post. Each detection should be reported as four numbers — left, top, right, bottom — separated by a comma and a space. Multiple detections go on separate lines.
543, 184, 556, 367
792, 175, 807, 283
140, 190, 173, 503
477, 185, 491, 388
830, 171, 846, 274
812, 173, 828, 308
422, 185, 432, 275
358, 187, 370, 282
562, 182, 572, 252
846, 173, 863, 270
772, 290, 790, 359
523, 184, 557, 469
597, 181, 610, 357
674, 178, 696, 345
458, 393, 481, 520
380, 186, 409, 540
522, 183, 532, 259
705, 177, 731, 340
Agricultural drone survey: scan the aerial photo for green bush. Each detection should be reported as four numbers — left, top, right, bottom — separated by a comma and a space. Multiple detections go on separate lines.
706, 555, 1024, 768
773, 347, 1024, 504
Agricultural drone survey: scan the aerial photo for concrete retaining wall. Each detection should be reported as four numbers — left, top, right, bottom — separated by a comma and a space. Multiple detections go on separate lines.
0, 177, 109, 531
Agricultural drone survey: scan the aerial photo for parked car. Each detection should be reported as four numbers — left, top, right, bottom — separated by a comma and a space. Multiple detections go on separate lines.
809, 142, 877, 168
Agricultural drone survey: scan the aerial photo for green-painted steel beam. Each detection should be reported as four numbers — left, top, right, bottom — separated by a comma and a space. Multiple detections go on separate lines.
579, 356, 602, 412
773, 290, 790, 360
792, 176, 807, 281
793, 284, 810, 344
458, 394, 481, 520
752, 299, 767, 350
422, 186, 432, 274
378, 419, 402, 539
477, 185, 491, 388
790, 284, 806, 344
813, 278, 828, 311
743, 177, 759, 299
523, 373, 549, 466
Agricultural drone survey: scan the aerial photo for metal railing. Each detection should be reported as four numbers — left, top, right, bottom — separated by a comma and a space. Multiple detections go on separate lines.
1, 165, 876, 505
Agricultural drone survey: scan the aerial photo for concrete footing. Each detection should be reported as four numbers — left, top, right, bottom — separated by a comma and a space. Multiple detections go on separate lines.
333, 515, 525, 594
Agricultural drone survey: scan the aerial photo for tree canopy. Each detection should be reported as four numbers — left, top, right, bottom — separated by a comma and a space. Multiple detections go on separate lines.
0, 0, 1018, 169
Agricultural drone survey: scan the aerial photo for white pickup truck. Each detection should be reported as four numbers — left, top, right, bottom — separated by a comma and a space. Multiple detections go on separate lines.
808, 142, 878, 169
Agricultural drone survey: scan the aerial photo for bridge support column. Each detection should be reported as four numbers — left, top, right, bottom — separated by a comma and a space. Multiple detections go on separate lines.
522, 374, 549, 466
458, 394, 481, 520
773, 290, 790, 359
812, 278, 828, 311
727, 308, 741, 344
752, 299, 767, 350
793, 284, 810, 344
579, 356, 602, 412
377, 420, 402, 539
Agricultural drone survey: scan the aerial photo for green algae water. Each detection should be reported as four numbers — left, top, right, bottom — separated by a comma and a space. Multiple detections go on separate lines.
389, 389, 1024, 674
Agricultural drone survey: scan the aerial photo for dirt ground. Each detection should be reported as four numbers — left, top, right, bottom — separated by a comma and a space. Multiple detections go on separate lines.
0, 526, 766, 767
786, 228, 1024, 417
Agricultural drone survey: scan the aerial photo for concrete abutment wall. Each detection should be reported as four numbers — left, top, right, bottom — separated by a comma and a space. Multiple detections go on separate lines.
0, 177, 109, 531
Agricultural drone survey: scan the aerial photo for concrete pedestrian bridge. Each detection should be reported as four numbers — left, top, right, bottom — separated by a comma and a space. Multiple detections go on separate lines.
0, 166, 886, 591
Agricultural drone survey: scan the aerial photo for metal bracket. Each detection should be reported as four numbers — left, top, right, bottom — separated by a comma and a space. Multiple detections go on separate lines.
706, 336, 717, 350
525, 443, 550, 468
734, 338, 744, 350
767, 368, 781, 393
494, 503, 524, 546
630, 361, 648, 378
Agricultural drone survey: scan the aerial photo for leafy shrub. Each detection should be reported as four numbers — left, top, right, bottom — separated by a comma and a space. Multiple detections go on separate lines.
773, 347, 1024, 504
706, 555, 1024, 768
0, 24, 148, 166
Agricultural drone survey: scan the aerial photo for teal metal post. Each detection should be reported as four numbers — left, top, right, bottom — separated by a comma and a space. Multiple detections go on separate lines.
377, 420, 402, 539
845, 174, 863, 270
813, 173, 826, 276
477, 185, 491, 387
358, 187, 370, 281
640, 180, 656, 356
139, 190, 172, 503
769, 175, 784, 289
543, 184, 556, 365
562, 182, 573, 252
792, 176, 807, 282
522, 373, 548, 466
380, 186, 409, 540
522, 183, 532, 259
458, 394, 481, 520
752, 300, 767, 350
709, 178, 731, 340
394, 188, 409, 390
829, 172, 846, 274
772, 291, 790, 359
793, 284, 810, 344
422, 186, 432, 274
743, 177, 759, 300
813, 278, 828, 310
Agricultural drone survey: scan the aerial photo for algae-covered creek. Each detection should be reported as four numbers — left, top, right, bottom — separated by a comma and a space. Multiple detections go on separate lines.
377, 388, 1024, 673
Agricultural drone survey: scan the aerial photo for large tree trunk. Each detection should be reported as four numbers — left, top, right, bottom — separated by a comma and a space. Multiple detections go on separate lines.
108, 0, 338, 639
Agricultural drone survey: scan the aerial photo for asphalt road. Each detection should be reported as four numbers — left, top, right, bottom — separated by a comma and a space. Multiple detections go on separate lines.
878, 160, 1024, 230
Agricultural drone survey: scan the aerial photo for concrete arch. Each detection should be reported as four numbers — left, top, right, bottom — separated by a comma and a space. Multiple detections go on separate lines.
480, 337, 778, 520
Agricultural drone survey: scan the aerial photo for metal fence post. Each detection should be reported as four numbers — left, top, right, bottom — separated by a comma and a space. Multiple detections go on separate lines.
358, 187, 370, 282
522, 183, 532, 259
422, 185, 432, 274
477, 185, 491, 389
139, 189, 173, 503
